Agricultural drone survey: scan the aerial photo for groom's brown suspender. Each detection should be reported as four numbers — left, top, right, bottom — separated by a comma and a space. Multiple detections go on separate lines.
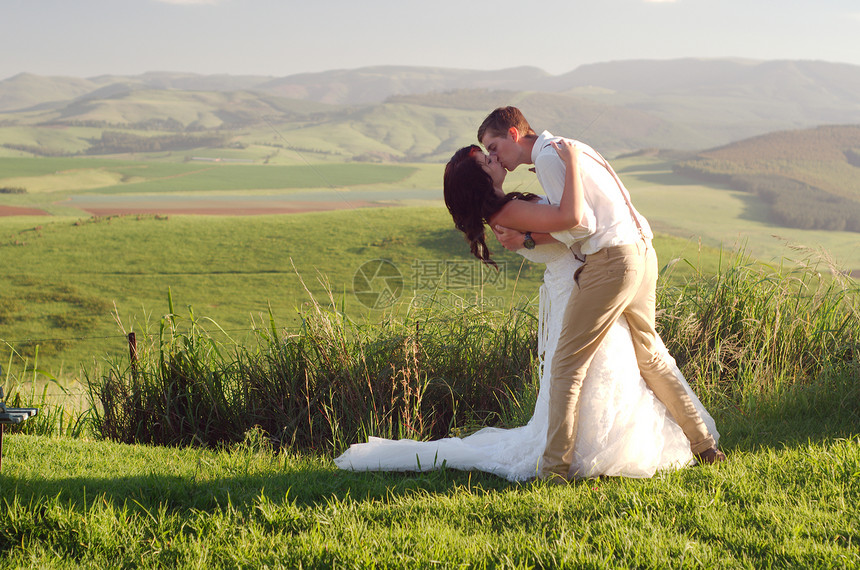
543, 142, 647, 239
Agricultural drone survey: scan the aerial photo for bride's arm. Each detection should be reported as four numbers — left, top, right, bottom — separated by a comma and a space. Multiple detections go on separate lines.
491, 141, 585, 233
492, 225, 558, 251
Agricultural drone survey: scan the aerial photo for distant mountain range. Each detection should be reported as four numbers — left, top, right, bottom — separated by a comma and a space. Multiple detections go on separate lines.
2, 59, 860, 158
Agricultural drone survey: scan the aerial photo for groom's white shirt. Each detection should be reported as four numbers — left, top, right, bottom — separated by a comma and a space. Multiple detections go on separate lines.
534, 131, 653, 256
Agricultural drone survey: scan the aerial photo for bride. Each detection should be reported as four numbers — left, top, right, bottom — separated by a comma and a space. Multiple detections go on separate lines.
334, 144, 719, 482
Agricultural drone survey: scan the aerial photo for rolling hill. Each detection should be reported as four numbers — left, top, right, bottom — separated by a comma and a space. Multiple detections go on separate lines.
674, 125, 860, 231
0, 73, 99, 112
0, 91, 700, 162
0, 71, 275, 112
255, 65, 550, 105
2, 58, 860, 159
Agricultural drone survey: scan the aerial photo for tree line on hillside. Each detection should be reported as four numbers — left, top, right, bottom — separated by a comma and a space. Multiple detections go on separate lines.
1, 143, 69, 157
1, 130, 232, 157
85, 131, 231, 155
674, 162, 860, 232
61, 118, 192, 131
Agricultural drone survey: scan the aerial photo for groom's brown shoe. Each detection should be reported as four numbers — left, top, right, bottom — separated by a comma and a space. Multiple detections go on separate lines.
694, 447, 727, 465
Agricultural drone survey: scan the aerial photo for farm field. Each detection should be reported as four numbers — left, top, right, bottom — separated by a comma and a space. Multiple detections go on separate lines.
1, 207, 508, 375
3, 153, 859, 385
0, 156, 427, 209
3, 152, 858, 272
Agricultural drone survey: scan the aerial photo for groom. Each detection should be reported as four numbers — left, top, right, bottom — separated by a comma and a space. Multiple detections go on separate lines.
478, 107, 725, 481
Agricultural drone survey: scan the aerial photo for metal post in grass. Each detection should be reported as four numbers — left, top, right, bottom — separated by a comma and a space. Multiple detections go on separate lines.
128, 332, 138, 381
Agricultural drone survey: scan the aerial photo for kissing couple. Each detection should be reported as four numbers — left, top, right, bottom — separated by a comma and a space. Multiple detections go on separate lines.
336, 106, 725, 481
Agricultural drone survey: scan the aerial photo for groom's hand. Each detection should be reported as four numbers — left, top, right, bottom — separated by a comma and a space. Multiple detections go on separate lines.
493, 225, 525, 251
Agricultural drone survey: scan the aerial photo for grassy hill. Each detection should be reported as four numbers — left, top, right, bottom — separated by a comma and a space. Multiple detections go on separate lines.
0, 72, 276, 112
674, 125, 860, 232
388, 90, 712, 157
0, 204, 726, 380
0, 73, 98, 112
256, 65, 550, 105
3, 63, 860, 377
0, 89, 712, 161
2, 88, 339, 130
251, 59, 860, 147
4, 58, 860, 161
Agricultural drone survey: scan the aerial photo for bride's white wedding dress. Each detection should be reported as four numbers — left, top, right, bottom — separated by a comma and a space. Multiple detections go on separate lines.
335, 240, 719, 481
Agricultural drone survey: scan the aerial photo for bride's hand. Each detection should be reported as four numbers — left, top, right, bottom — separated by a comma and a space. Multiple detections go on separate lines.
492, 225, 526, 251
551, 140, 581, 165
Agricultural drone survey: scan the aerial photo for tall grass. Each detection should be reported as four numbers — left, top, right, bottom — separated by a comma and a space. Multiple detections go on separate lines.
88, 289, 537, 453
1, 348, 90, 438
658, 246, 860, 423
85, 249, 860, 454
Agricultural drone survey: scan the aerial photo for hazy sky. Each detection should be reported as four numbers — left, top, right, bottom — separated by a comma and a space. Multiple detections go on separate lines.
3, 0, 860, 80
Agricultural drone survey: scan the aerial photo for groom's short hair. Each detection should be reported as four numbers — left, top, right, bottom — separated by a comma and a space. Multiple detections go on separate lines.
478, 106, 537, 142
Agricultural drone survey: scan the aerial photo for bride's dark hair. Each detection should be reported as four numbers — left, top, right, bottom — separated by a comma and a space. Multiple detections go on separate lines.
443, 145, 539, 267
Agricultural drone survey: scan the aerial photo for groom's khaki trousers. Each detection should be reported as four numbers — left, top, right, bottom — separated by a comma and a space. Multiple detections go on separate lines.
541, 239, 715, 478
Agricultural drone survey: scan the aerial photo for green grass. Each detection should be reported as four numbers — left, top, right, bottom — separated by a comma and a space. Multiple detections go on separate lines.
3, 149, 859, 273
89, 163, 417, 195
0, 157, 416, 195
0, 206, 725, 381
0, 156, 153, 178
0, 125, 99, 156
0, 207, 545, 377
0, 431, 857, 568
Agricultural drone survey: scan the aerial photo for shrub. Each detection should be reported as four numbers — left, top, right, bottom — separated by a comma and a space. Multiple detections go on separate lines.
88, 294, 537, 453
657, 247, 860, 418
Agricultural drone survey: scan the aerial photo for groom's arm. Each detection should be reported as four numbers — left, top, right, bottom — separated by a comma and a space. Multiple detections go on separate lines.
534, 148, 595, 247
